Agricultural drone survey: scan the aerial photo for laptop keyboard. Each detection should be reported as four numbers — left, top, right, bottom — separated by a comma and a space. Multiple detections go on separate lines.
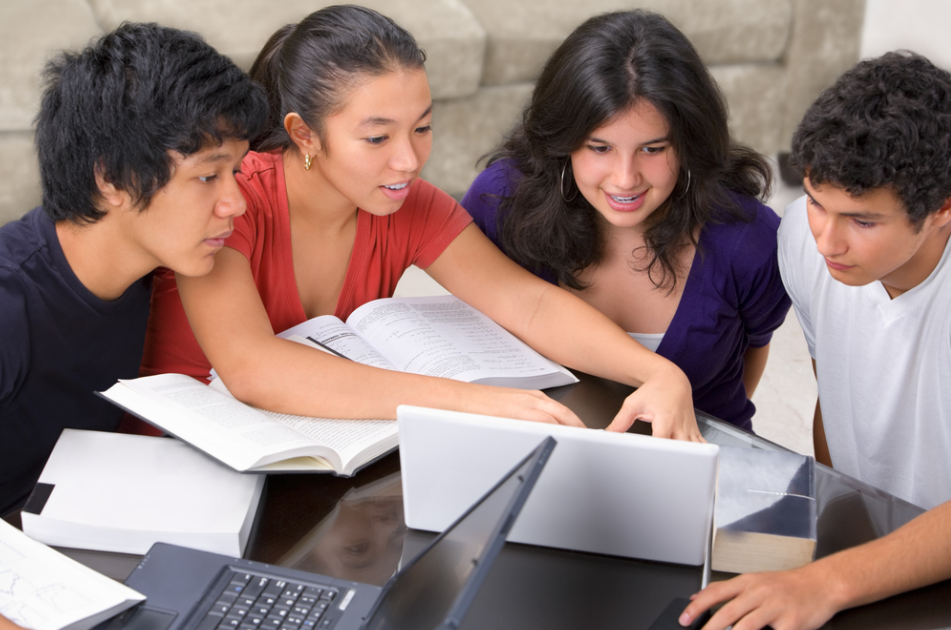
192, 570, 339, 630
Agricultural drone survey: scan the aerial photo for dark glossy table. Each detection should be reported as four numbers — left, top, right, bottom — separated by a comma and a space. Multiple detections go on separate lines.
11, 372, 951, 629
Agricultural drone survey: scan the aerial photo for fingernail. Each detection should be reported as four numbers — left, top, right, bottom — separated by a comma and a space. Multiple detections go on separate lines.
679, 612, 691, 626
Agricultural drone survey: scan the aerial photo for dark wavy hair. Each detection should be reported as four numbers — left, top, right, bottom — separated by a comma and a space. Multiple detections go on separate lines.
790, 51, 951, 228
249, 4, 426, 153
485, 10, 771, 290
35, 22, 268, 224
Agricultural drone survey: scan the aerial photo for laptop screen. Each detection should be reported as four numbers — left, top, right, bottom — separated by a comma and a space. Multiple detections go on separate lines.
360, 436, 555, 630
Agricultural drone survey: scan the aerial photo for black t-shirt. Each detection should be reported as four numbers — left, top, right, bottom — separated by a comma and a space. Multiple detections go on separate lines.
0, 208, 151, 515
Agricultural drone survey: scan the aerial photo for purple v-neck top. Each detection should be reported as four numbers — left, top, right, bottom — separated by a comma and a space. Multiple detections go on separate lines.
461, 160, 791, 430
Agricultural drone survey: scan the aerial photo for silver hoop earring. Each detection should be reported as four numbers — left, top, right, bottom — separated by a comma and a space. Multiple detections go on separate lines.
677, 169, 692, 199
560, 161, 577, 202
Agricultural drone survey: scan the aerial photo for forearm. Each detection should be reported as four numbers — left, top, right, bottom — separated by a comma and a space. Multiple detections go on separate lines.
0, 615, 26, 630
216, 335, 492, 419
742, 344, 770, 398
430, 225, 688, 389
527, 282, 690, 387
811, 499, 951, 610
685, 499, 951, 630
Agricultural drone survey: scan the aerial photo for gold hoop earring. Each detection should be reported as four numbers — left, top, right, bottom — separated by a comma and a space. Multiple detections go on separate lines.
304, 154, 312, 171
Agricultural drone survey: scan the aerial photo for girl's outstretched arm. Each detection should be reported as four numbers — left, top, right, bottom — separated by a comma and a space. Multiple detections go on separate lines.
426, 225, 701, 441
177, 246, 585, 426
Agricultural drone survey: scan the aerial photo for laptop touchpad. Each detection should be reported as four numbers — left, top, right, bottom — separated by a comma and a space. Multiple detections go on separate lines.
119, 607, 177, 630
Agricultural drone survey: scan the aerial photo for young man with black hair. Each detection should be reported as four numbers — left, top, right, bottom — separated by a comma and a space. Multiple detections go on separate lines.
680, 51, 951, 630
0, 23, 267, 517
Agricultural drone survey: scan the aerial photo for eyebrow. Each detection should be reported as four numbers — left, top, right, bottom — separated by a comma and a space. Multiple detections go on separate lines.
588, 135, 669, 146
359, 104, 434, 128
194, 152, 235, 165
802, 182, 888, 220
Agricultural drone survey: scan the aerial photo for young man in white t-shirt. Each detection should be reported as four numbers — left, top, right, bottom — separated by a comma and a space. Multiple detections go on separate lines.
680, 52, 951, 630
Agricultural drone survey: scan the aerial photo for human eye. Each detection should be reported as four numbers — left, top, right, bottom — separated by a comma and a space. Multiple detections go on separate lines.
587, 144, 610, 154
415, 124, 432, 134
853, 218, 875, 228
198, 174, 218, 183
366, 135, 388, 146
642, 145, 667, 155
805, 194, 822, 209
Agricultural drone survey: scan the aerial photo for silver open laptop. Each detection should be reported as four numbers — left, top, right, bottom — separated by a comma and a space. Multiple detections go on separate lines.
397, 405, 718, 567
105, 436, 556, 630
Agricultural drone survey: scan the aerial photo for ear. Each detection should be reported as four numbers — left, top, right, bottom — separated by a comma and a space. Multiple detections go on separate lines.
284, 113, 321, 154
930, 195, 951, 229
93, 163, 129, 210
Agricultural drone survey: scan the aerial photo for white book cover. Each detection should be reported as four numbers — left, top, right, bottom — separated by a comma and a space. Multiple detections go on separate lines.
20, 429, 264, 556
0, 519, 144, 630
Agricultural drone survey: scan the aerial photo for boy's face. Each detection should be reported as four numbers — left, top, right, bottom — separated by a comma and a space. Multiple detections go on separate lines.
804, 177, 951, 297
126, 138, 248, 277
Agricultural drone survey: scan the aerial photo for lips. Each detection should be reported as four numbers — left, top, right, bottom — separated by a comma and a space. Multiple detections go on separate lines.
380, 180, 412, 201
604, 190, 647, 213
205, 230, 232, 249
824, 258, 854, 271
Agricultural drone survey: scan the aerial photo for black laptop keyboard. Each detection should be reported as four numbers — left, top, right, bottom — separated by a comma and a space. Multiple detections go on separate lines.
192, 571, 339, 630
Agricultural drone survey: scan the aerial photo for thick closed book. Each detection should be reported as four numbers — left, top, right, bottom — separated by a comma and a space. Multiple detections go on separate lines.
711, 445, 817, 573
20, 429, 264, 556
0, 519, 144, 630
99, 374, 398, 475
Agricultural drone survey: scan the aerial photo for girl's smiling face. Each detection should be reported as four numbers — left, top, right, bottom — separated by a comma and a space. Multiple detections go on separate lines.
569, 100, 680, 233
308, 68, 433, 216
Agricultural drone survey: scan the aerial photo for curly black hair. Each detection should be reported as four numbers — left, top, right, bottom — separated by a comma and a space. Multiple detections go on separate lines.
35, 22, 268, 224
790, 51, 951, 227
484, 10, 771, 291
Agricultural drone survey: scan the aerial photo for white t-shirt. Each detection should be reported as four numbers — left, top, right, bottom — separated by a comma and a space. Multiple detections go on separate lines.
778, 196, 951, 510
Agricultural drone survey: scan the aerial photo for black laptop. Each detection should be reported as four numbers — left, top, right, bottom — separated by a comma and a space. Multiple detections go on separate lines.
105, 436, 556, 630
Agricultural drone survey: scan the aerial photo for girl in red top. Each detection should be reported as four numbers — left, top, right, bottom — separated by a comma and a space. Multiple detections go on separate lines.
142, 5, 701, 439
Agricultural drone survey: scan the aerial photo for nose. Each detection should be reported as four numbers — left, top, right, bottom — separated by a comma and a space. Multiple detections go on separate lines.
390, 135, 422, 173
611, 152, 641, 191
813, 214, 845, 258
216, 175, 246, 219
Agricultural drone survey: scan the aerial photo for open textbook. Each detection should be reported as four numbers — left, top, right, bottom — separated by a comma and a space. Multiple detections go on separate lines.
0, 519, 144, 630
278, 295, 578, 390
99, 374, 398, 476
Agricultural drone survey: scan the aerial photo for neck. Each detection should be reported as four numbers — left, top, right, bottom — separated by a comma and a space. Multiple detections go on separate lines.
882, 222, 951, 299
56, 217, 153, 301
283, 149, 357, 232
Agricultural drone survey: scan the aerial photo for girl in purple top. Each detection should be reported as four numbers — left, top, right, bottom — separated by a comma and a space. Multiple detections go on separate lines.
461, 10, 790, 431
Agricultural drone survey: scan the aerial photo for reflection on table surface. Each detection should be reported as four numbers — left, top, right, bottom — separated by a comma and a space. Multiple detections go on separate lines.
42, 371, 951, 629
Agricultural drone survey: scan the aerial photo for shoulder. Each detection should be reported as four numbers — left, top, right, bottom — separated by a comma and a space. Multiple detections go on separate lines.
702, 194, 781, 262
239, 150, 281, 180
468, 160, 521, 198
462, 161, 520, 211
382, 178, 471, 235
237, 151, 283, 208
0, 218, 37, 396
461, 160, 523, 236
777, 196, 821, 280
232, 151, 286, 247
0, 208, 50, 268
401, 178, 461, 216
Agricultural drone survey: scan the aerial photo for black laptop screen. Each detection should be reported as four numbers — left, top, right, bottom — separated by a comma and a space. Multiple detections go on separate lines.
360, 437, 555, 630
